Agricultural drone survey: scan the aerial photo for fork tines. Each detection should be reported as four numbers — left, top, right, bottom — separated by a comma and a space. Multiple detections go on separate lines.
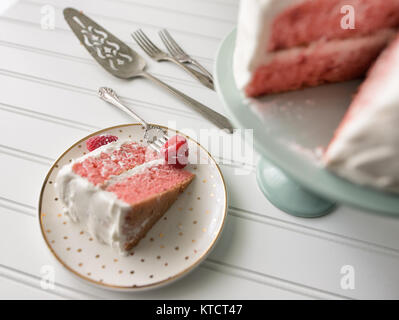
131, 29, 162, 57
159, 29, 185, 56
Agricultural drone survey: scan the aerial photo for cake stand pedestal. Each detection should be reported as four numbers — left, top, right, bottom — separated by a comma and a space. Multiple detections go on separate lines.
256, 158, 335, 218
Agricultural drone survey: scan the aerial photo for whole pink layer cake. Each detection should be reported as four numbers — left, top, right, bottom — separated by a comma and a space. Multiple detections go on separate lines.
234, 0, 399, 192
56, 139, 195, 254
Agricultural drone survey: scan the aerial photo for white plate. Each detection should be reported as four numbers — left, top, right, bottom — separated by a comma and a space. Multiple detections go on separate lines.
38, 124, 227, 290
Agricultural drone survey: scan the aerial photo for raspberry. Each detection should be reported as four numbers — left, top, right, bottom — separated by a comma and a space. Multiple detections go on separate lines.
86, 135, 118, 152
161, 135, 189, 169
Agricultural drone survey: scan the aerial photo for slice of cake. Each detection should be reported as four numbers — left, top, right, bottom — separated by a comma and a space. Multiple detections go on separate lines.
325, 35, 399, 192
234, 0, 399, 97
55, 138, 195, 254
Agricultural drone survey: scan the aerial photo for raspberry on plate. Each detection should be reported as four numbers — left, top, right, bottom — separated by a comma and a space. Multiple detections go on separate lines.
86, 135, 118, 152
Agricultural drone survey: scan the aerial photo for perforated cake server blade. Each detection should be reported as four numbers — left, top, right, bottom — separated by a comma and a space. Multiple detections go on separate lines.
63, 8, 234, 133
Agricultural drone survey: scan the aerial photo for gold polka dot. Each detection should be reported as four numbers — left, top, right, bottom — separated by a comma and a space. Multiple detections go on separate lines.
46, 229, 51, 233
163, 216, 167, 220
178, 232, 183, 236
119, 129, 123, 133
197, 197, 201, 200
51, 240, 55, 244
49, 181, 53, 184
128, 135, 132, 138
130, 270, 135, 274
185, 256, 189, 260
89, 237, 93, 241
202, 179, 207, 183
178, 207, 183, 211
78, 145, 82, 148
78, 263, 83, 267
193, 166, 197, 170
178, 223, 183, 229
150, 237, 154, 242
160, 245, 165, 249
114, 259, 118, 262
175, 246, 179, 251
141, 259, 145, 262
118, 270, 123, 274
42, 213, 46, 217
193, 220, 197, 224
202, 228, 207, 232
130, 252, 135, 256
63, 236, 68, 240
159, 233, 164, 238
188, 208, 193, 211
55, 164, 59, 168
149, 275, 153, 278
164, 262, 168, 266
95, 254, 100, 258
66, 247, 71, 251
157, 255, 161, 259
192, 239, 196, 243
102, 265, 106, 269
80, 231, 84, 235
54, 197, 58, 201
87, 272, 91, 276
99, 279, 103, 283
77, 248, 82, 253
63, 221, 67, 225
83, 152, 86, 155
205, 210, 210, 214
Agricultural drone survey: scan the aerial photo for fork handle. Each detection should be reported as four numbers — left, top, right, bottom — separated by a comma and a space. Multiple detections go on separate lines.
187, 58, 214, 81
140, 71, 233, 133
166, 56, 214, 90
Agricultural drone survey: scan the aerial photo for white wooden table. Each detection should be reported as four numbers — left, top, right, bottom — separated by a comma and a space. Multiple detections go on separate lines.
1, 0, 399, 300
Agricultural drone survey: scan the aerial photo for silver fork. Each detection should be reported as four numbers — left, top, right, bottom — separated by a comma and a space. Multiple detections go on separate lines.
132, 29, 214, 90
159, 29, 213, 81
98, 87, 168, 153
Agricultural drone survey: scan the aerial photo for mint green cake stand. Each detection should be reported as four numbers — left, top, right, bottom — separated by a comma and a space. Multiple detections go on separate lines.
214, 29, 399, 218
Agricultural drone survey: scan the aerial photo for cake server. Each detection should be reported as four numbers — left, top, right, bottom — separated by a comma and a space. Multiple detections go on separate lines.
98, 87, 168, 153
63, 8, 233, 133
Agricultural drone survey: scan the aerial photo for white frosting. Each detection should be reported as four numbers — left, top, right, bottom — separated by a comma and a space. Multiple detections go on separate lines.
55, 141, 164, 254
234, 0, 304, 90
325, 42, 399, 193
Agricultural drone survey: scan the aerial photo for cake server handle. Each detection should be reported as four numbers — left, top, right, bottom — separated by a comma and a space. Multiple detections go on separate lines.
98, 87, 149, 129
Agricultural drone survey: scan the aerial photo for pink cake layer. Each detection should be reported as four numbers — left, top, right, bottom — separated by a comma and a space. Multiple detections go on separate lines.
106, 164, 194, 205
246, 29, 395, 97
327, 34, 399, 153
269, 0, 399, 52
72, 142, 158, 186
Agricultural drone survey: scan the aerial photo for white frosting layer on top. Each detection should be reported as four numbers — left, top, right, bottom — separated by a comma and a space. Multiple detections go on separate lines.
55, 140, 164, 254
234, 0, 303, 90
325, 43, 399, 193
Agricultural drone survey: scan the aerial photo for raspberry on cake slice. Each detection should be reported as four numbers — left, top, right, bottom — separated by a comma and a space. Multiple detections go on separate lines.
55, 137, 195, 254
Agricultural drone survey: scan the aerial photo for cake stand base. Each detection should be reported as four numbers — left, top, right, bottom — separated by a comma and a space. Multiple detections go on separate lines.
256, 158, 335, 218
